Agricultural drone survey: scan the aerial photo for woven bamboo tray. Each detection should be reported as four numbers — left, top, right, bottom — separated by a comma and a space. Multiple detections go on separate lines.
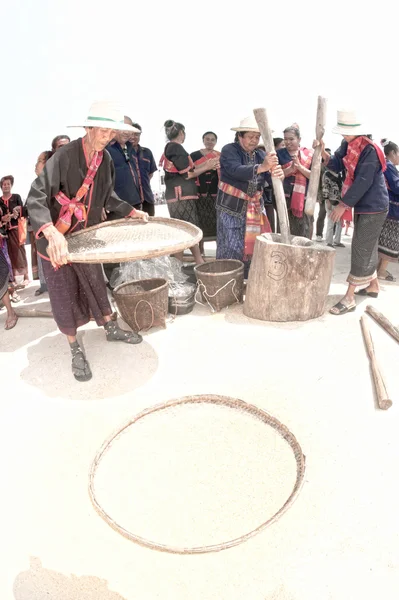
66, 217, 202, 264
89, 395, 306, 554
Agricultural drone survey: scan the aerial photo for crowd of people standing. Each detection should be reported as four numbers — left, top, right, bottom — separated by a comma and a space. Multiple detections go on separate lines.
1, 103, 398, 345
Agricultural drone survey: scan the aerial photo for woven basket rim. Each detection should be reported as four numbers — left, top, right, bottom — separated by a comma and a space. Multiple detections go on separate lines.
194, 259, 244, 278
89, 394, 306, 555
113, 278, 168, 296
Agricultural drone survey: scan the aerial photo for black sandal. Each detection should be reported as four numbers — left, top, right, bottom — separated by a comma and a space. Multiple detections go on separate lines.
355, 289, 379, 298
105, 321, 143, 344
70, 344, 92, 382
329, 301, 356, 315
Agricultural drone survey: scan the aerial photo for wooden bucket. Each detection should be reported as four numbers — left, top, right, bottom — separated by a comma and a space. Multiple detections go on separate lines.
113, 278, 168, 332
194, 259, 244, 312
244, 234, 335, 322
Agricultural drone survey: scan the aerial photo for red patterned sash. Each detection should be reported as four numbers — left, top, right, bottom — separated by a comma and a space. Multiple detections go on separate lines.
282, 148, 313, 218
54, 151, 103, 234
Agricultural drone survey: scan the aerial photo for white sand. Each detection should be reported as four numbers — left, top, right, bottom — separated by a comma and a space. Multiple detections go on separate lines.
1, 221, 399, 599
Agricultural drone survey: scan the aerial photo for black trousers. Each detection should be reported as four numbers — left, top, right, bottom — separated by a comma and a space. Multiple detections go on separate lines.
142, 201, 155, 217
316, 200, 327, 237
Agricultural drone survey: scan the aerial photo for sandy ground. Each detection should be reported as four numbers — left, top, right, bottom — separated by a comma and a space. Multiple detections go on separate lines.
1, 219, 399, 600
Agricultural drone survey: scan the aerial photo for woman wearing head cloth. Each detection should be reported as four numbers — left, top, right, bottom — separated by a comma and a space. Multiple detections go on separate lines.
317, 110, 389, 315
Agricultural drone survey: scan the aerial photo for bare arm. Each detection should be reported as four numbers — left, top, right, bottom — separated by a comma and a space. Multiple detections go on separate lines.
187, 158, 219, 179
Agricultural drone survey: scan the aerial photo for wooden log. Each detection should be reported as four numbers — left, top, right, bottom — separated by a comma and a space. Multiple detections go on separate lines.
365, 305, 399, 345
360, 315, 392, 410
253, 108, 290, 245
14, 308, 54, 318
244, 234, 335, 321
305, 96, 327, 217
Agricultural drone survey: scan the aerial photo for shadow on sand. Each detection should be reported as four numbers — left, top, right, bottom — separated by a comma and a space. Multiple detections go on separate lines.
20, 327, 159, 399
14, 557, 126, 600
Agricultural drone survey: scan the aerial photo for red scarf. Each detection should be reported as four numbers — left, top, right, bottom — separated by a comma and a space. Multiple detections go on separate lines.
282, 148, 313, 218
218, 182, 271, 257
192, 150, 221, 185
54, 151, 103, 234
342, 137, 386, 196
159, 153, 194, 175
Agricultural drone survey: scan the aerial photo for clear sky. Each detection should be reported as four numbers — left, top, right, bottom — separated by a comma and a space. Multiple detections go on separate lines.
2, 0, 398, 198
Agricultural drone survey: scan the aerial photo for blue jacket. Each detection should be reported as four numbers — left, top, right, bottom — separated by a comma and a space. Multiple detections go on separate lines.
216, 142, 271, 216
106, 142, 142, 207
384, 160, 399, 220
328, 141, 388, 214
131, 145, 157, 204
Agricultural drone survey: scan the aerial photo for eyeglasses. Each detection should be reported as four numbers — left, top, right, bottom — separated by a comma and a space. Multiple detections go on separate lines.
122, 148, 130, 163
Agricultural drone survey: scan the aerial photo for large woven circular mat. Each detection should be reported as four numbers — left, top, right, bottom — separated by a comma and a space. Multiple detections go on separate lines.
66, 217, 202, 263
89, 395, 306, 554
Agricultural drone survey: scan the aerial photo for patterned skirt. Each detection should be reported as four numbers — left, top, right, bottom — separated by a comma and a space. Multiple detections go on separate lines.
216, 209, 252, 276
7, 228, 29, 278
167, 199, 200, 228
0, 246, 10, 299
42, 260, 112, 336
197, 193, 217, 240
348, 212, 387, 286
378, 217, 399, 261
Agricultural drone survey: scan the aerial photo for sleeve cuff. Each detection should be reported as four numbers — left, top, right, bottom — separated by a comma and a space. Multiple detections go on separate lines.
127, 208, 137, 218
35, 222, 53, 239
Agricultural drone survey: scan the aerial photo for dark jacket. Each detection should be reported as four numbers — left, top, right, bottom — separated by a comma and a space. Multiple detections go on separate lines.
328, 141, 388, 214
106, 141, 142, 207
216, 142, 271, 217
26, 138, 133, 258
384, 160, 399, 220
131, 145, 157, 204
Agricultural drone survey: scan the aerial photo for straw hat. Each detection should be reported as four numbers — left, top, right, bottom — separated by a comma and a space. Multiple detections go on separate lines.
68, 101, 140, 132
332, 109, 368, 136
231, 116, 260, 133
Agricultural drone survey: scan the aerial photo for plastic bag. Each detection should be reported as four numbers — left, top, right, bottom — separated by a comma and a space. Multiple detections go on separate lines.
111, 256, 189, 289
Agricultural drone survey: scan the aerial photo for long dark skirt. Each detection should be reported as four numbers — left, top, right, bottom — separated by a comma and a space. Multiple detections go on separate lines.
348, 212, 388, 286
197, 193, 217, 240
42, 259, 112, 336
0, 246, 10, 299
1, 240, 14, 282
7, 228, 29, 278
378, 217, 399, 261
167, 199, 200, 228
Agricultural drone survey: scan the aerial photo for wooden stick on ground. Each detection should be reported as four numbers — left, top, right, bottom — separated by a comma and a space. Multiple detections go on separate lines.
253, 107, 291, 245
305, 96, 327, 217
14, 308, 54, 318
360, 315, 392, 410
365, 305, 399, 345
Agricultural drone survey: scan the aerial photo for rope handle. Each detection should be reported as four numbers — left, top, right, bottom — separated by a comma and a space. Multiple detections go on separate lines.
195, 278, 240, 313
134, 299, 155, 332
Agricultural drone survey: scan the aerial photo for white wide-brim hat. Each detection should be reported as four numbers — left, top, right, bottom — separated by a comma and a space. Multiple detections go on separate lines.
68, 101, 140, 132
231, 116, 260, 133
332, 109, 369, 136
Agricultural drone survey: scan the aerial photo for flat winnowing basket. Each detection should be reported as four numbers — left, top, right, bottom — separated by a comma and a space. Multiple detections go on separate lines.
66, 217, 202, 264
113, 278, 168, 332
194, 259, 244, 312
